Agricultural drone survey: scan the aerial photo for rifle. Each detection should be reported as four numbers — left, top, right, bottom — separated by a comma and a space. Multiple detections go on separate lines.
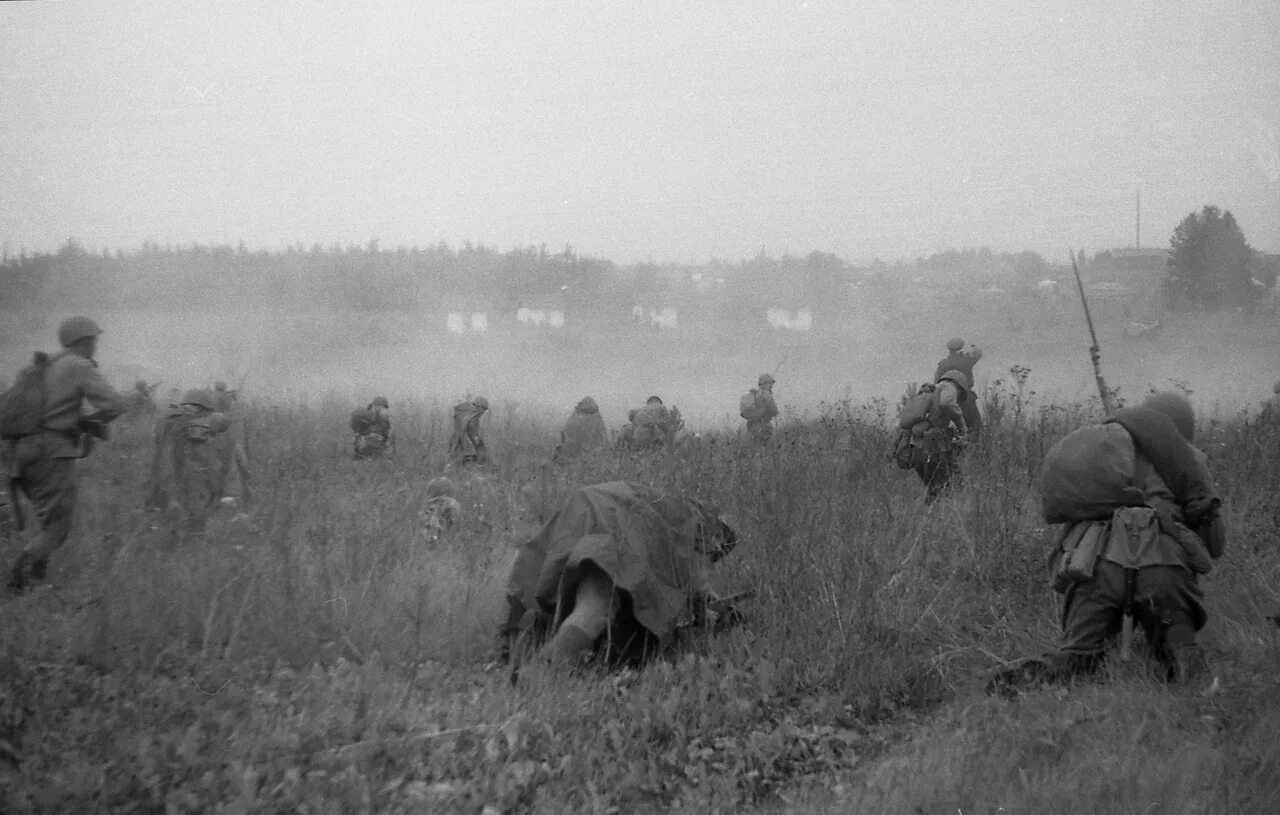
1071, 250, 1133, 657
1070, 250, 1115, 414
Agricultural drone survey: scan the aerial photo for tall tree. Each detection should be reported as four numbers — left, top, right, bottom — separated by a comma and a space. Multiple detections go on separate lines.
1165, 205, 1256, 310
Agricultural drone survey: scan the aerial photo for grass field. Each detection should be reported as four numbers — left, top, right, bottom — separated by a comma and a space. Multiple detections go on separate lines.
2, 376, 1278, 813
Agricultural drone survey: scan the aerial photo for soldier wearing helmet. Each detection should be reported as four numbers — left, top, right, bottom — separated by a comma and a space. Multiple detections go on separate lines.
934, 337, 983, 441
423, 476, 462, 540
448, 396, 490, 466
146, 387, 237, 537
6, 316, 128, 594
553, 396, 607, 463
740, 373, 779, 443
619, 395, 684, 451
907, 369, 969, 501
125, 378, 159, 416
351, 396, 392, 459
990, 391, 1227, 694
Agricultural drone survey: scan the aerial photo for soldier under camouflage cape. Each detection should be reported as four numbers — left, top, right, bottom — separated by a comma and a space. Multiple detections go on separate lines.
502, 481, 738, 667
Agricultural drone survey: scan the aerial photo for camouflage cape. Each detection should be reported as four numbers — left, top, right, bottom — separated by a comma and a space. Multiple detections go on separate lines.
505, 481, 732, 644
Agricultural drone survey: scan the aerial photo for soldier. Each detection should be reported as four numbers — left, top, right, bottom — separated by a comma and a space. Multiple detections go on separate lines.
5, 316, 128, 593
907, 369, 969, 501
212, 380, 238, 412
989, 392, 1226, 694
500, 481, 740, 670
423, 476, 462, 540
124, 379, 159, 416
552, 396, 606, 463
448, 396, 489, 465
934, 337, 983, 440
350, 396, 392, 459
740, 373, 779, 443
147, 388, 237, 536
619, 396, 683, 450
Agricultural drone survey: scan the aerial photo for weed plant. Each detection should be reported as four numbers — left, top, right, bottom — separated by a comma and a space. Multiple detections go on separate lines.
1, 380, 1278, 813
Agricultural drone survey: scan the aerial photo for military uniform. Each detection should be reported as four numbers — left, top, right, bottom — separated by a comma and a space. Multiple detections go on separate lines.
448, 397, 489, 465
6, 318, 127, 591
622, 398, 683, 450
910, 374, 968, 500
553, 397, 606, 462
352, 399, 392, 459
147, 390, 235, 536
990, 394, 1225, 693
934, 338, 982, 440
743, 374, 779, 443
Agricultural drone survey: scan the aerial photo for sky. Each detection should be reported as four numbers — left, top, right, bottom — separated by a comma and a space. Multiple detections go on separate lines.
2, 0, 1278, 264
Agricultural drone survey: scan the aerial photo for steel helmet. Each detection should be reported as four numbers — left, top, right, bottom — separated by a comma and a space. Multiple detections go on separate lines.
371, 396, 389, 409
946, 337, 965, 353
180, 388, 217, 411
471, 396, 489, 410
58, 316, 102, 347
1142, 391, 1195, 441
938, 369, 970, 392
426, 476, 457, 499
758, 373, 776, 387
134, 379, 149, 391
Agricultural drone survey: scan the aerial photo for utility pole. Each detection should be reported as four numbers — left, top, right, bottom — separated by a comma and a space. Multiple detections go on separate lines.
1135, 190, 1141, 249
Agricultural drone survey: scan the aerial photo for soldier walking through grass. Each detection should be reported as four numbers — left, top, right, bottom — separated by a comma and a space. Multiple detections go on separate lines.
448, 396, 489, 465
902, 370, 969, 501
3, 316, 128, 594
146, 388, 237, 537
618, 395, 683, 450
350, 396, 392, 459
934, 337, 983, 441
740, 373, 779, 443
989, 391, 1226, 694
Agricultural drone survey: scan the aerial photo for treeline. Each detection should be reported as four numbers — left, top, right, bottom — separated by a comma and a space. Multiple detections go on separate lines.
0, 238, 1073, 315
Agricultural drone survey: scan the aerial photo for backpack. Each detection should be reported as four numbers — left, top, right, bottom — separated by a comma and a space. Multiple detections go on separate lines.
1040, 423, 1146, 523
349, 409, 375, 435
897, 385, 935, 429
739, 391, 760, 421
0, 352, 52, 439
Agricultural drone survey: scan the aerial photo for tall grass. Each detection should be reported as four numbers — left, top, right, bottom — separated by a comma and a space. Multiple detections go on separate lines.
2, 382, 1278, 812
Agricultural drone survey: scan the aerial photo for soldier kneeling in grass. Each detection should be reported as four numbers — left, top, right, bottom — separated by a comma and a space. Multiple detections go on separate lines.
988, 392, 1226, 695
499, 481, 745, 678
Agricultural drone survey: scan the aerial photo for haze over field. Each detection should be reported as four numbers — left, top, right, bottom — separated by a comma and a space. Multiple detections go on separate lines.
2, 0, 1278, 262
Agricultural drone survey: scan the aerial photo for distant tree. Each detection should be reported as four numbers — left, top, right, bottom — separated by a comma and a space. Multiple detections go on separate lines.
1165, 205, 1256, 310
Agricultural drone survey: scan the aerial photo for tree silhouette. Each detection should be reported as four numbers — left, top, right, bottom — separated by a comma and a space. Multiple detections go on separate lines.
1165, 205, 1256, 310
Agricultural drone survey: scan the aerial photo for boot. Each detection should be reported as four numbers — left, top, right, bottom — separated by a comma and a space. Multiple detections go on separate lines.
1165, 643, 1209, 684
545, 624, 597, 664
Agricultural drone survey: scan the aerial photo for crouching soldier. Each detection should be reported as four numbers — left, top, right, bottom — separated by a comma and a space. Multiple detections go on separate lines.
618, 396, 683, 450
423, 476, 462, 540
448, 396, 489, 466
4, 316, 128, 593
350, 396, 392, 459
499, 481, 741, 675
552, 396, 606, 463
989, 392, 1226, 694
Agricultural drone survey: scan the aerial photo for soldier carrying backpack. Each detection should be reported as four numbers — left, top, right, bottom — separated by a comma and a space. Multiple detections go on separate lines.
891, 370, 970, 501
988, 391, 1226, 694
739, 373, 779, 443
2, 316, 128, 594
350, 396, 392, 459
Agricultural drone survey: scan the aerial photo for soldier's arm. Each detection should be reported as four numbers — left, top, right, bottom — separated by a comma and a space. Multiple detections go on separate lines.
81, 363, 129, 421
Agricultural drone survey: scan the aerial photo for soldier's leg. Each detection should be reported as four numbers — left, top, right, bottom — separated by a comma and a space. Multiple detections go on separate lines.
962, 399, 982, 442
7, 452, 77, 591
1133, 566, 1208, 682
1058, 561, 1129, 670
547, 565, 615, 663
991, 561, 1127, 693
